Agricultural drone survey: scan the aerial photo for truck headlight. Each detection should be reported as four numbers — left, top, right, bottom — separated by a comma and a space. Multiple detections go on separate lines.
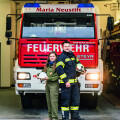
85, 73, 100, 80
17, 72, 31, 80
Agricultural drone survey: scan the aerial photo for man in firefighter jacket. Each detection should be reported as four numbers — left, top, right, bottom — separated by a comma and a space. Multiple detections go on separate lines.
56, 41, 84, 120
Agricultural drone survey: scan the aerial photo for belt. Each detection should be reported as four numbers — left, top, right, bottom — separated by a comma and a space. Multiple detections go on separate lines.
60, 79, 77, 83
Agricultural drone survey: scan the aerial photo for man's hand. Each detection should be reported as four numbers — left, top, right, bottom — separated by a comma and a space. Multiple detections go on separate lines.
81, 69, 87, 75
66, 81, 71, 88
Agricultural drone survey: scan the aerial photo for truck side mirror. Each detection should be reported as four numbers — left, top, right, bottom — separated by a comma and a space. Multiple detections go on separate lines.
6, 17, 11, 30
5, 31, 12, 37
5, 16, 12, 38
107, 17, 114, 31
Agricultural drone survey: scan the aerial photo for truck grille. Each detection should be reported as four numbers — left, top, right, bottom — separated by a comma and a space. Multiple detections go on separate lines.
22, 54, 48, 67
20, 43, 62, 67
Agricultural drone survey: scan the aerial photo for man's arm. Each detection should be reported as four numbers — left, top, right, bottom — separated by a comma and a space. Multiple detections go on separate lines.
76, 57, 80, 64
56, 57, 68, 84
72, 53, 80, 64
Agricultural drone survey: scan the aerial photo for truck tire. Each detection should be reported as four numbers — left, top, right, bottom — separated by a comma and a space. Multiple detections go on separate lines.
88, 94, 98, 109
80, 94, 98, 109
20, 94, 32, 109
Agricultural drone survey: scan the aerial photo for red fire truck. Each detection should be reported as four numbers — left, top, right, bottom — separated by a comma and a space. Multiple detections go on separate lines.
5, 3, 113, 108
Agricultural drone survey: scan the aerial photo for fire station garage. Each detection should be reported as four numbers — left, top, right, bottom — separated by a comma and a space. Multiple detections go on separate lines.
0, 0, 120, 119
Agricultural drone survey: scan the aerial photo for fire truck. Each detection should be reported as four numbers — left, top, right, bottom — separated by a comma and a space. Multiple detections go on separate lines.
5, 2, 114, 109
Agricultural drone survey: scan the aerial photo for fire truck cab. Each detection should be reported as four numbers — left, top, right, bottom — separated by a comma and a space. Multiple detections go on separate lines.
5, 2, 114, 109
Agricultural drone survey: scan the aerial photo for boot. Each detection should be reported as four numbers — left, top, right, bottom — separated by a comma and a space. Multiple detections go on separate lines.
71, 110, 84, 120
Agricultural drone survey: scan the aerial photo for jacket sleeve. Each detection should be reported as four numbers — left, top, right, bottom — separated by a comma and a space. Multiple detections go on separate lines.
37, 73, 40, 76
76, 57, 80, 64
75, 57, 85, 68
56, 57, 68, 84
73, 53, 80, 64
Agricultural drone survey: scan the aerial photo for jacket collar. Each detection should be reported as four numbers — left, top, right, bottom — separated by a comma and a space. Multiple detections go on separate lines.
63, 50, 73, 58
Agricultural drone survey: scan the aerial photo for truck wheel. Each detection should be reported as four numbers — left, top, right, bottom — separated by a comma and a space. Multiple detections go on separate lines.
20, 94, 32, 108
88, 94, 98, 109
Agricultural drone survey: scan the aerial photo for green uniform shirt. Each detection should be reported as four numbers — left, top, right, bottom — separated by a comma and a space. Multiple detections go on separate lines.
46, 64, 59, 82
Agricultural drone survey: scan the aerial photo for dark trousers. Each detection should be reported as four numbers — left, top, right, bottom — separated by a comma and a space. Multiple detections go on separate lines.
61, 83, 80, 119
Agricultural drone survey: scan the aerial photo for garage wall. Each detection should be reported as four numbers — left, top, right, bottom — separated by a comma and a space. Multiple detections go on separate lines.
91, 1, 116, 50
10, 1, 16, 86
92, 1, 116, 32
116, 10, 120, 21
0, 0, 11, 87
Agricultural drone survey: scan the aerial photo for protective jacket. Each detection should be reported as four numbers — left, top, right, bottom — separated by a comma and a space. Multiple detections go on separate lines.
56, 50, 80, 86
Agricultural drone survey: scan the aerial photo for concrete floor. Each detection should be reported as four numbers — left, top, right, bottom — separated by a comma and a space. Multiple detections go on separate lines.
0, 88, 120, 120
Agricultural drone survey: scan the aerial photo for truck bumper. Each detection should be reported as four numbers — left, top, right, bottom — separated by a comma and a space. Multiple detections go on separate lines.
14, 59, 103, 96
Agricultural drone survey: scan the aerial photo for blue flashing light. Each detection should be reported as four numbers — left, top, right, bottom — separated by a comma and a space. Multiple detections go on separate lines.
24, 3, 40, 8
78, 3, 94, 8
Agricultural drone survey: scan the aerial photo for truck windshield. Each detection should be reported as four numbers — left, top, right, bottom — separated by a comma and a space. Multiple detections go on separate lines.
22, 13, 95, 39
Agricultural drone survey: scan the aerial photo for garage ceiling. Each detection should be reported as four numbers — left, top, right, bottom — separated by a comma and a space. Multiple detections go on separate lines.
12, 0, 114, 4
12, 0, 113, 1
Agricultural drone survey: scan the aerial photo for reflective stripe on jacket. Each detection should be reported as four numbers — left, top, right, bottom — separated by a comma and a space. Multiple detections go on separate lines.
56, 50, 80, 85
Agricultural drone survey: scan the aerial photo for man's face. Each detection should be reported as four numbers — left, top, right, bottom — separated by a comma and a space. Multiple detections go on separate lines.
63, 43, 70, 52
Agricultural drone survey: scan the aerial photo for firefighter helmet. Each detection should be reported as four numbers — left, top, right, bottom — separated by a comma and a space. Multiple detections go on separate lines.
76, 63, 84, 72
39, 72, 47, 78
